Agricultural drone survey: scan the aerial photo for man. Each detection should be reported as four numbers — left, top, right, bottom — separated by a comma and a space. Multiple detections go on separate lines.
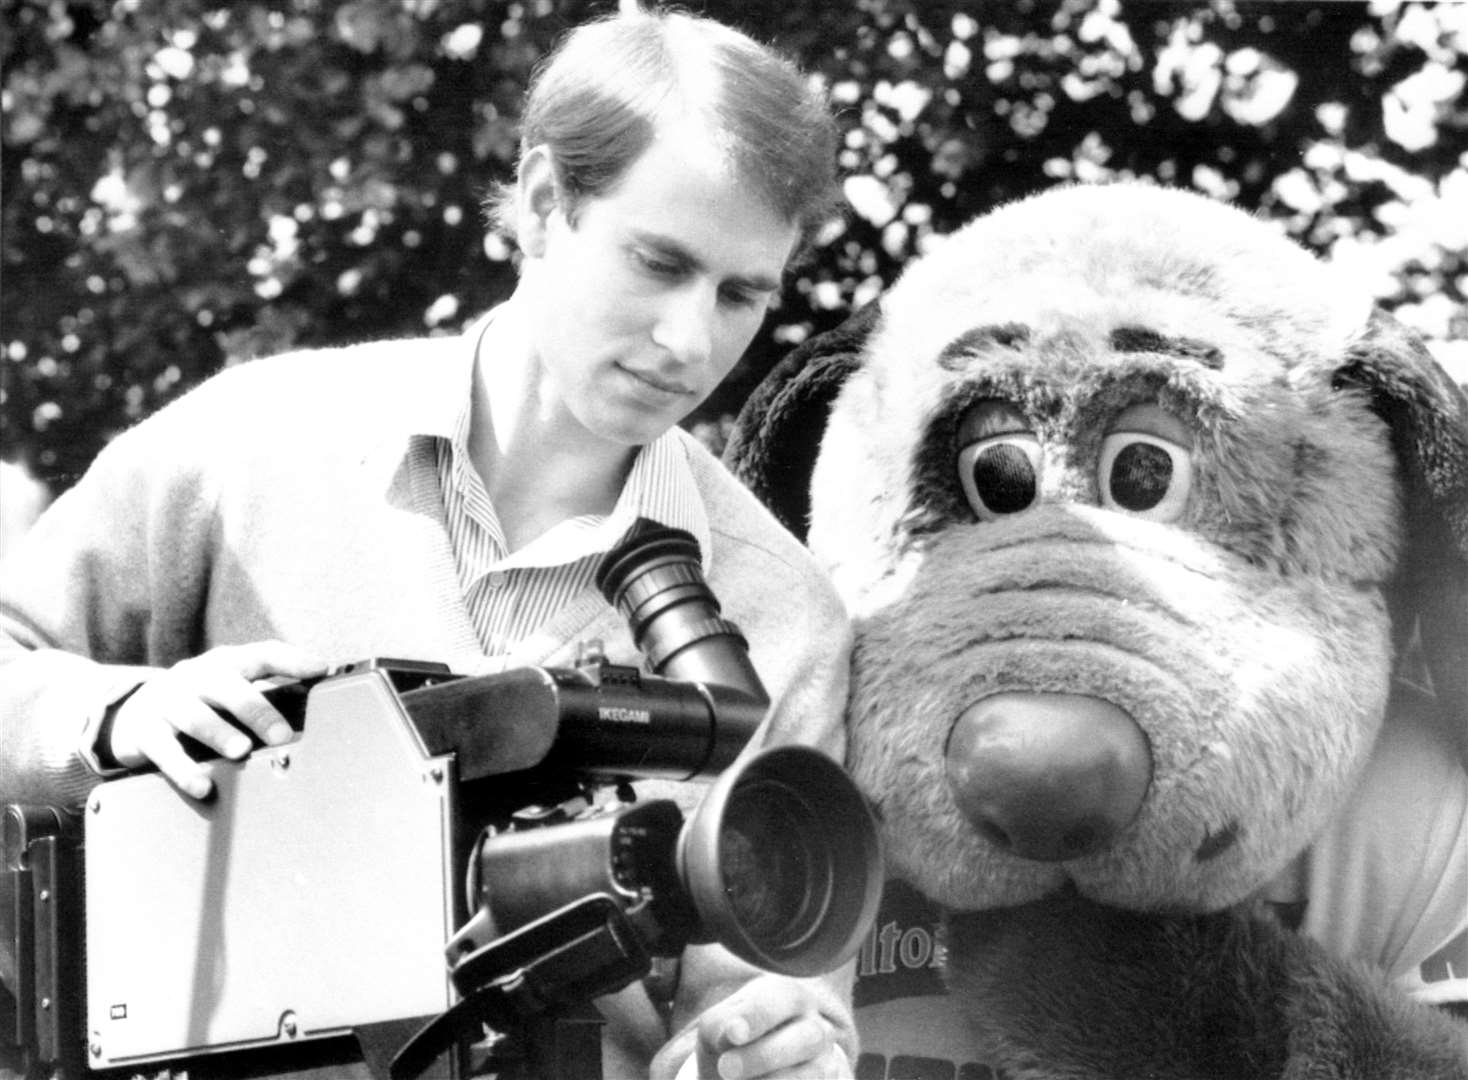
0, 8, 856, 1078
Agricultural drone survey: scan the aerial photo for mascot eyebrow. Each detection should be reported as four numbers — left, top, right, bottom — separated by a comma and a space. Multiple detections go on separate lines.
937, 323, 1226, 374
1109, 326, 1225, 370
937, 324, 1032, 371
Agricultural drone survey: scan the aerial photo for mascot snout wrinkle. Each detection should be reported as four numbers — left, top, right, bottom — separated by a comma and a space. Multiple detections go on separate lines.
726, 181, 1468, 1078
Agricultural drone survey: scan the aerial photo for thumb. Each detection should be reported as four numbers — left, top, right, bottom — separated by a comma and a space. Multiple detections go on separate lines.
648, 1026, 701, 1080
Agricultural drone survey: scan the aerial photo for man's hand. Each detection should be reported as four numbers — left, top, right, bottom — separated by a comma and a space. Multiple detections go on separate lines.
103, 641, 327, 799
657, 973, 853, 1080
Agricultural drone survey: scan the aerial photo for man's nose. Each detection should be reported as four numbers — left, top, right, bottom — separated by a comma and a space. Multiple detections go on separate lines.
651, 285, 715, 366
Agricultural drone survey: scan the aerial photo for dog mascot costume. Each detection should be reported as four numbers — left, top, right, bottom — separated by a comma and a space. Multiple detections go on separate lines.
725, 182, 1468, 1078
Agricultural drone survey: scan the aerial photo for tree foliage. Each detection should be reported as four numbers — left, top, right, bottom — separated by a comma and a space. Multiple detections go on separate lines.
3, 0, 1464, 494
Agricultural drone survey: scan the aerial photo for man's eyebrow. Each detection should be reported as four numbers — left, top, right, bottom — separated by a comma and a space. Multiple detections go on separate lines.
1110, 326, 1224, 369
631, 230, 783, 293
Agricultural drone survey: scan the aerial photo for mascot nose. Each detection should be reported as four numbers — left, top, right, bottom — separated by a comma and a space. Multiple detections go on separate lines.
945, 692, 1152, 862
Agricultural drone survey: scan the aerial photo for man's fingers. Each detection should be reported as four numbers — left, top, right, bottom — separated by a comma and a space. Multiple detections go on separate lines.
174, 641, 326, 744
131, 711, 215, 800
177, 668, 292, 747
173, 682, 281, 753
705, 978, 805, 1051
104, 641, 328, 795
711, 1015, 828, 1080
110, 682, 248, 764
692, 976, 847, 1080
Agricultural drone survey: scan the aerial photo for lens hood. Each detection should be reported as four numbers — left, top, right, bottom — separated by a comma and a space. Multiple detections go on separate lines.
678, 745, 882, 977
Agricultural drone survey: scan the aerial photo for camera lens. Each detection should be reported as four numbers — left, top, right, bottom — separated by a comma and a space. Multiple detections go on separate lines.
681, 745, 882, 977
718, 780, 828, 951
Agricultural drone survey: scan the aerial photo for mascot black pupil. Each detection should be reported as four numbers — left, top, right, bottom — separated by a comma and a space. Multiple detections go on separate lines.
974, 444, 1037, 515
1109, 441, 1173, 511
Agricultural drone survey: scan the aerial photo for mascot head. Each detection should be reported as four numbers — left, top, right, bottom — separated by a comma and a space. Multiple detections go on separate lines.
728, 182, 1467, 914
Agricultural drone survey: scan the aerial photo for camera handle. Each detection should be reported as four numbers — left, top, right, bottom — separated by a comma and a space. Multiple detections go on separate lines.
2, 804, 84, 1080
390, 893, 654, 1080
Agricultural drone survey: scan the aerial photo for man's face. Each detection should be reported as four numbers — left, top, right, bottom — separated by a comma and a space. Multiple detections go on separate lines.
521, 129, 800, 448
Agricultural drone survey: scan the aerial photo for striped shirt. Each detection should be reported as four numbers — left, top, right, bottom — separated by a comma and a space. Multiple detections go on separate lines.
429, 315, 707, 659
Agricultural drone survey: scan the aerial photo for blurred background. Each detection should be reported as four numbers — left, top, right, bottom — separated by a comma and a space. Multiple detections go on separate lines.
2, 0, 1465, 547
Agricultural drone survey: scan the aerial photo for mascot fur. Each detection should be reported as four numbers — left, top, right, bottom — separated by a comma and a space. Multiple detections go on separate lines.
725, 182, 1468, 1078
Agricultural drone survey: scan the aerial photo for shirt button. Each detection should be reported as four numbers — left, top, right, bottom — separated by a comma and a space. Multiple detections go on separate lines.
485, 570, 508, 589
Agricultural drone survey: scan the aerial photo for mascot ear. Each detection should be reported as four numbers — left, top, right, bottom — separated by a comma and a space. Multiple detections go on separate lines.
724, 302, 882, 542
1335, 308, 1468, 768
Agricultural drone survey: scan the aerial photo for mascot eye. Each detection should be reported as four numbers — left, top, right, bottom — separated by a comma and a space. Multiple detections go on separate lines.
958, 434, 1042, 520
1098, 433, 1191, 520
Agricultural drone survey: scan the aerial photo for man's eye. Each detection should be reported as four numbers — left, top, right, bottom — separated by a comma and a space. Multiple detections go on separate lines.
719, 286, 763, 309
633, 249, 681, 277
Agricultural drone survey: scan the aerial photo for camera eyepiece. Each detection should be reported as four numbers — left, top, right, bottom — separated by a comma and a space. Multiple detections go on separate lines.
597, 520, 767, 701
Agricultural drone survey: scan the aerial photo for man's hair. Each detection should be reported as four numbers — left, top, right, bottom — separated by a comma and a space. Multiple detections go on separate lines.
484, 6, 841, 255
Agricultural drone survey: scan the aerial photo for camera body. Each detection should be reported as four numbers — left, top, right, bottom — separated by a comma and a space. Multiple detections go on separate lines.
3, 523, 882, 1080
83, 660, 463, 1069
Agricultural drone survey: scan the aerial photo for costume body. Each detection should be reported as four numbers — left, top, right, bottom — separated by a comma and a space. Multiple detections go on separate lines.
0, 315, 856, 1076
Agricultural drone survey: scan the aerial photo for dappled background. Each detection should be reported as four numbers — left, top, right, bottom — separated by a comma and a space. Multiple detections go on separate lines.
2, 0, 1465, 514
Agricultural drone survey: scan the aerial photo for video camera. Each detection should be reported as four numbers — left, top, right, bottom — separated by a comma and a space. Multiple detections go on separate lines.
2, 520, 882, 1080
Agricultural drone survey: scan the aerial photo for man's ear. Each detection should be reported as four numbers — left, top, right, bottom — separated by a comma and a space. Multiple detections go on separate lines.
515, 145, 561, 259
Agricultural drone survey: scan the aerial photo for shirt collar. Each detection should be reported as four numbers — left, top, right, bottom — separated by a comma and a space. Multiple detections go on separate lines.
356, 316, 480, 496
415, 311, 492, 442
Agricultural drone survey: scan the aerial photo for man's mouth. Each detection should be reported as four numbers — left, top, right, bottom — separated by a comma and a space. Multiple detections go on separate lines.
620, 363, 694, 397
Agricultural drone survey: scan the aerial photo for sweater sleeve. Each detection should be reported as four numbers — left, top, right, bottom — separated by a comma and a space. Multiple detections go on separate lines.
0, 390, 221, 810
